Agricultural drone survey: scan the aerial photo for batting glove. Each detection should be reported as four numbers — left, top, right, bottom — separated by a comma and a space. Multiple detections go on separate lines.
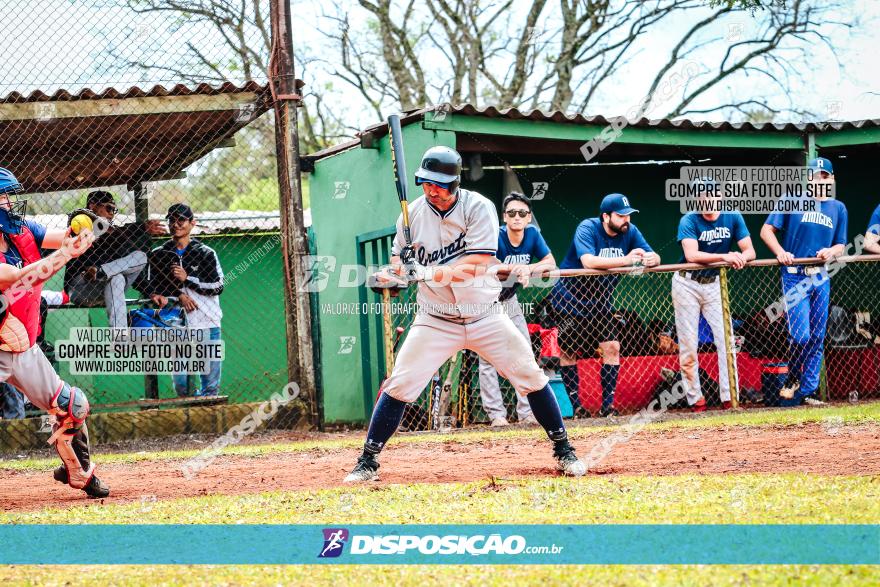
403, 263, 431, 283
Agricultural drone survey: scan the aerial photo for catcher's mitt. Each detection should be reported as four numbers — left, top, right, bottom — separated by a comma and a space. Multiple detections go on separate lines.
66, 208, 98, 226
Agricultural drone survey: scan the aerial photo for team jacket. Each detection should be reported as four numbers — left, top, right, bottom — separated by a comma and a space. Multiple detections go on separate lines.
143, 239, 224, 329
0, 225, 44, 351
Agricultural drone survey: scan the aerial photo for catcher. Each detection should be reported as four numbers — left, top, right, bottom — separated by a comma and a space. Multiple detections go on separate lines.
0, 168, 109, 498
63, 190, 165, 330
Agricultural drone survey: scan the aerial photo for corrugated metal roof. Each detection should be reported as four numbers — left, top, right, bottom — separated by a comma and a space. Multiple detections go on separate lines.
305, 103, 880, 161
435, 103, 880, 133
0, 81, 277, 193
0, 81, 272, 104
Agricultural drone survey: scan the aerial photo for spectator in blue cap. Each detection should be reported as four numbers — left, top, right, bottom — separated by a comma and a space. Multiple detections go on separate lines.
549, 193, 660, 418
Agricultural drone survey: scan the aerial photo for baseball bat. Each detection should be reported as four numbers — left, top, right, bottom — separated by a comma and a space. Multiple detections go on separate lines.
429, 372, 442, 430
387, 114, 413, 250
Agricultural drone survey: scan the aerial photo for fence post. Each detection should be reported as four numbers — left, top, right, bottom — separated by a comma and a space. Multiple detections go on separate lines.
718, 267, 739, 408
270, 0, 317, 426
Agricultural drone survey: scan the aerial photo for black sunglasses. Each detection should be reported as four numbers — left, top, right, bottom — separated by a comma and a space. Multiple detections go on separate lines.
100, 203, 118, 215
505, 209, 530, 218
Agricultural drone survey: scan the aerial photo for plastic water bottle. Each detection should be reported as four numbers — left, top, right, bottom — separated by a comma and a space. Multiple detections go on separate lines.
848, 390, 859, 404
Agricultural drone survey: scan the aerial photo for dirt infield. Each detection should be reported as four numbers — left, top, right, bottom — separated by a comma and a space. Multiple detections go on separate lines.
2, 423, 879, 512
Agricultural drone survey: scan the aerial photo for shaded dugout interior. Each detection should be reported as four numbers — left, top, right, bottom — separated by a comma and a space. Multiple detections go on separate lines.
305, 105, 880, 425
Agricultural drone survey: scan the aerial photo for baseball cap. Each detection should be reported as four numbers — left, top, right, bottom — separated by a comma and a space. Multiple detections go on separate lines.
600, 193, 639, 215
86, 190, 116, 206
808, 157, 834, 175
166, 203, 194, 220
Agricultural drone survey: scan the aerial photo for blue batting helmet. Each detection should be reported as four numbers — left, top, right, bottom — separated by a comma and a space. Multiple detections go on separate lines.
0, 168, 27, 235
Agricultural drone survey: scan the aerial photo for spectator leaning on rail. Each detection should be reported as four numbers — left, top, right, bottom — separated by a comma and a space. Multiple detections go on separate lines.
478, 192, 555, 427
864, 203, 880, 254
64, 190, 164, 330
673, 179, 755, 412
760, 157, 848, 405
147, 204, 225, 397
549, 193, 660, 418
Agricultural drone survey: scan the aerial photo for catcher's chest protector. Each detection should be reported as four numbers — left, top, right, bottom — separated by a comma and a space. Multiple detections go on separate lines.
0, 227, 43, 351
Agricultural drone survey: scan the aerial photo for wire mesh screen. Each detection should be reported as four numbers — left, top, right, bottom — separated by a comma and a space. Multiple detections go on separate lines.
0, 0, 310, 452
726, 258, 880, 405
376, 258, 880, 432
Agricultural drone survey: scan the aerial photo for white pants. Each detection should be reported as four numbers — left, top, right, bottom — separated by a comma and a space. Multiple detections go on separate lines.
69, 250, 147, 328
382, 309, 549, 403
670, 273, 736, 405
477, 298, 534, 421
0, 345, 63, 411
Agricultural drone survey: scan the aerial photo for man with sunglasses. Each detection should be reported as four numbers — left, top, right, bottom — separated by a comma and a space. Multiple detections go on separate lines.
344, 146, 586, 482
478, 192, 555, 427
64, 190, 164, 330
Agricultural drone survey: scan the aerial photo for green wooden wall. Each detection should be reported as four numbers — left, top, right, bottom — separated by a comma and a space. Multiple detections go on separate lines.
43, 233, 289, 405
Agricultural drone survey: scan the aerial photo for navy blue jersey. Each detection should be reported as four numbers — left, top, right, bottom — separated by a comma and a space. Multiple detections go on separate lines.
677, 212, 749, 277
552, 217, 652, 314
0, 220, 47, 268
765, 200, 847, 258
497, 225, 550, 301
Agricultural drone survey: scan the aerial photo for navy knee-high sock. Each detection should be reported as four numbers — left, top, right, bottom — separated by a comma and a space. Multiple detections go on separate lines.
600, 364, 619, 412
560, 365, 581, 409
527, 384, 570, 453
362, 393, 407, 459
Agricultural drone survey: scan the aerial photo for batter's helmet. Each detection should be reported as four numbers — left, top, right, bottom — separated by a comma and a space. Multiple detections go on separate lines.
414, 146, 462, 193
0, 168, 27, 235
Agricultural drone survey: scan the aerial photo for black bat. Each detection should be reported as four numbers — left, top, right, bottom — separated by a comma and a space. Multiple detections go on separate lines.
387, 114, 415, 266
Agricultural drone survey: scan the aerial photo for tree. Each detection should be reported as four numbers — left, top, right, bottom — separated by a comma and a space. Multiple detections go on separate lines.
320, 0, 851, 120
112, 0, 347, 153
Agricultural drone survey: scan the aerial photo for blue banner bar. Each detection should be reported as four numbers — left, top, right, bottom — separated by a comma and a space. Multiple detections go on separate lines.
1, 525, 877, 564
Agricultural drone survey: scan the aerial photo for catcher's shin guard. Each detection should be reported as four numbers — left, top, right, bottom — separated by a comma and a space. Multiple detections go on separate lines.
47, 382, 96, 489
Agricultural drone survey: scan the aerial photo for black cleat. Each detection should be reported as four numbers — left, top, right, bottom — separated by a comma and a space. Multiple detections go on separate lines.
343, 455, 380, 483
599, 407, 620, 418
554, 446, 587, 477
84, 475, 110, 499
53, 466, 110, 498
53, 465, 68, 484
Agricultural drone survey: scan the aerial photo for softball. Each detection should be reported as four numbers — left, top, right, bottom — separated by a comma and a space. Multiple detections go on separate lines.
70, 214, 94, 235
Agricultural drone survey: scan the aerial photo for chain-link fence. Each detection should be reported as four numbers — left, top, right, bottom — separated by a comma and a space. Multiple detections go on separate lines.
377, 256, 880, 431
0, 0, 313, 452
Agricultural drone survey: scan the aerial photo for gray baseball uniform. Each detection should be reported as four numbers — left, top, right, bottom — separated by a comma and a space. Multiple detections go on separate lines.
383, 189, 548, 403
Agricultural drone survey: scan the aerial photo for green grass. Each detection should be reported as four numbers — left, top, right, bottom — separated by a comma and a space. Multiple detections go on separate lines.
4, 473, 879, 525
1, 564, 877, 587
2, 474, 879, 586
2, 402, 878, 473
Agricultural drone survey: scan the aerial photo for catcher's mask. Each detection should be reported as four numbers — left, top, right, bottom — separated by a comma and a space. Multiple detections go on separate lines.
0, 168, 27, 235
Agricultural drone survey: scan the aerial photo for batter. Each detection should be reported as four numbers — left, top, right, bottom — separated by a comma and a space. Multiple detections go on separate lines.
344, 146, 586, 481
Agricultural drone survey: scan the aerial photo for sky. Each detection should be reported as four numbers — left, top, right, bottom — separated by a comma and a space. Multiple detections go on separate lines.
1, 0, 879, 128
